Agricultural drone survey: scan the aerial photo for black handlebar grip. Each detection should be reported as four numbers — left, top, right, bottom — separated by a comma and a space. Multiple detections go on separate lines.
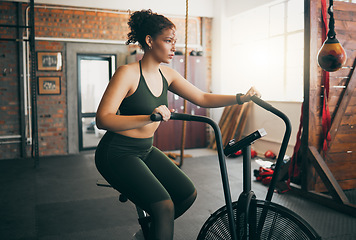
150, 112, 194, 122
150, 113, 163, 121
170, 112, 193, 121
251, 95, 273, 110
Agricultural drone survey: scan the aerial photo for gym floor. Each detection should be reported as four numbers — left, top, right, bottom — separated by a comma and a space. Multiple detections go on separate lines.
1, 150, 355, 240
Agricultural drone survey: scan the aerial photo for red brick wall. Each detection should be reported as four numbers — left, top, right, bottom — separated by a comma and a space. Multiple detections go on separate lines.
0, 2, 212, 159
35, 7, 130, 40
0, 2, 21, 159
33, 5, 202, 47
0, 40, 21, 159
36, 41, 67, 156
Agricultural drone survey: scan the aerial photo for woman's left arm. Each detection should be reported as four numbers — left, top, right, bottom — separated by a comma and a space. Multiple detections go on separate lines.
166, 67, 259, 108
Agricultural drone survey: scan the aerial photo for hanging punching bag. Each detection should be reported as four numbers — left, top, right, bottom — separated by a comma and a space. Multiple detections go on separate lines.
317, 36, 346, 72
317, 0, 347, 72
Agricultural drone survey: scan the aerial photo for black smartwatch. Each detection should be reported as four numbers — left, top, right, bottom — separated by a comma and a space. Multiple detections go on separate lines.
236, 93, 244, 105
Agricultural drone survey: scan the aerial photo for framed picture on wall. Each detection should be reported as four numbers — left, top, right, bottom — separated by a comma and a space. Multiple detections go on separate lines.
37, 52, 62, 71
38, 76, 61, 95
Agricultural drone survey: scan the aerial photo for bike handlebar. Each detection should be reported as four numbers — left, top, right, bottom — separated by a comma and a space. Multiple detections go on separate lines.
150, 112, 192, 122
151, 96, 292, 203
150, 96, 291, 239
251, 95, 292, 201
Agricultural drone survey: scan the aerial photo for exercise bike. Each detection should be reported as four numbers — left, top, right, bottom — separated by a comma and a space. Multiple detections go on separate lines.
97, 96, 321, 240
195, 96, 321, 240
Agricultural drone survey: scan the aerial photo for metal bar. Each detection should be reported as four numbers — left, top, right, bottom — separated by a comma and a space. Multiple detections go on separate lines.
25, 39, 32, 145
0, 140, 21, 145
167, 113, 238, 240
22, 6, 32, 145
0, 38, 29, 42
29, 0, 39, 167
242, 145, 251, 194
17, 2, 27, 158
301, 0, 311, 192
250, 96, 292, 202
0, 135, 21, 140
251, 96, 292, 238
0, 24, 31, 28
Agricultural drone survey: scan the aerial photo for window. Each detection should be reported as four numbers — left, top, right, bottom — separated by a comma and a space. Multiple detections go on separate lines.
229, 0, 304, 101
335, 0, 356, 3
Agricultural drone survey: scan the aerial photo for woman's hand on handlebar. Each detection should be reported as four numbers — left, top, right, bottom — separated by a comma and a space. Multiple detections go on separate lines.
241, 86, 261, 103
152, 105, 174, 122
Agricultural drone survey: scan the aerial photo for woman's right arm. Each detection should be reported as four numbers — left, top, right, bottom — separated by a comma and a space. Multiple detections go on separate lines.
95, 65, 153, 132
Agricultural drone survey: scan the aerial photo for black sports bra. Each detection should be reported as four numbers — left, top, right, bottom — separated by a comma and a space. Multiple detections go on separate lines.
118, 61, 168, 115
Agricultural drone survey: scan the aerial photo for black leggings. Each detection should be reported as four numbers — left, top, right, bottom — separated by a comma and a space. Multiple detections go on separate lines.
95, 131, 196, 238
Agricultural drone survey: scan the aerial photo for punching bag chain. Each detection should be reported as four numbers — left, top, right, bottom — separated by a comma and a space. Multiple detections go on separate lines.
327, 0, 336, 39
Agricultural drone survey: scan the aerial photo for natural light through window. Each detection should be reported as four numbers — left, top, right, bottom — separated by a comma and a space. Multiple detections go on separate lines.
336, 0, 356, 3
230, 0, 304, 101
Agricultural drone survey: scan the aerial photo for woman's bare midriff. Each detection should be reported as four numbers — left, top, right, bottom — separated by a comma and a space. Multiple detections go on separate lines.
115, 121, 160, 139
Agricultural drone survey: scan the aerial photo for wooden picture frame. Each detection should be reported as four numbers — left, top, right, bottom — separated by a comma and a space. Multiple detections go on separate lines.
38, 77, 61, 95
37, 52, 62, 71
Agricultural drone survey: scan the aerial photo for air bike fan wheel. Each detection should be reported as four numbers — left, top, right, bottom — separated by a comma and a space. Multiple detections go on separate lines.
197, 199, 320, 240
197, 96, 321, 240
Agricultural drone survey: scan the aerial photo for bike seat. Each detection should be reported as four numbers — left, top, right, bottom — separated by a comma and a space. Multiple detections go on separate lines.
96, 179, 128, 202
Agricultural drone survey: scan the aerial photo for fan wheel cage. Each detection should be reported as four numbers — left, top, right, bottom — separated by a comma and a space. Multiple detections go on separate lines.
197, 199, 320, 240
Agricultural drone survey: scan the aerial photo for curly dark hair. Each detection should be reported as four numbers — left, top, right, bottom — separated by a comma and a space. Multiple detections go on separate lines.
126, 9, 176, 50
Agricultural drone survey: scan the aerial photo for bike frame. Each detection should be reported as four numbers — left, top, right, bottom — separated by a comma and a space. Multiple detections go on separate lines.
151, 96, 292, 240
